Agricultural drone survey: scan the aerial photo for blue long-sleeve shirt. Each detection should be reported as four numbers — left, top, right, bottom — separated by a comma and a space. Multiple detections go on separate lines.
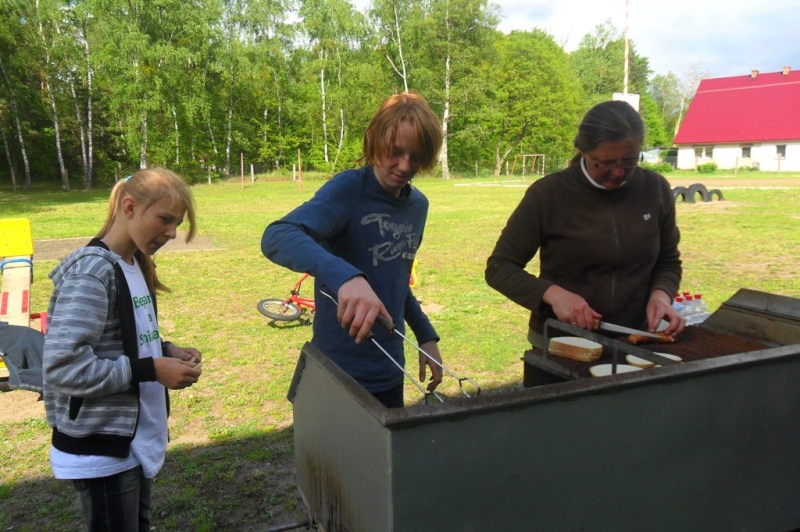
262, 166, 438, 392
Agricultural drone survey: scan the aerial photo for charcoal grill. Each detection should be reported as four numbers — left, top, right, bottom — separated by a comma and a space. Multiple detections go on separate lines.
287, 289, 800, 531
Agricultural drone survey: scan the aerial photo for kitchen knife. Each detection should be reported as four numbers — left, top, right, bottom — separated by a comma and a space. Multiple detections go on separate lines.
592, 319, 662, 339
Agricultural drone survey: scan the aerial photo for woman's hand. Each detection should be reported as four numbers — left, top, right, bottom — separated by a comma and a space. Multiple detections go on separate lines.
543, 285, 602, 329
647, 289, 685, 336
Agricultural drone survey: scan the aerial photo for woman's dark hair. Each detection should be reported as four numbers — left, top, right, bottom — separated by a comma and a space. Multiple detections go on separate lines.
570, 100, 644, 165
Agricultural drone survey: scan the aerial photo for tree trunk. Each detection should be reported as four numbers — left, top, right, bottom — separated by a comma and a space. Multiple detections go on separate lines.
276, 85, 283, 170
394, 2, 409, 92
35, 0, 68, 190
1, 125, 17, 191
320, 60, 329, 164
139, 113, 148, 169
225, 65, 234, 177
69, 71, 89, 189
172, 104, 180, 166
43, 71, 69, 191
385, 1, 409, 92
85, 38, 94, 188
331, 107, 344, 174
493, 142, 516, 177
439, 52, 451, 180
0, 57, 31, 188
226, 96, 233, 178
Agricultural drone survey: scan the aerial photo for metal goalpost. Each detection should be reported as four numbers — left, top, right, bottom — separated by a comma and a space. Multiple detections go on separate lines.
521, 154, 545, 178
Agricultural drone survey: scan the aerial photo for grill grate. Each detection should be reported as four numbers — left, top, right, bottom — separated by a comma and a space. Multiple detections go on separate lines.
532, 325, 770, 380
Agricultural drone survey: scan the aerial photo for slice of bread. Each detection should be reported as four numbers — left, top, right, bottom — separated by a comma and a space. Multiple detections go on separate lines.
626, 353, 683, 368
548, 337, 603, 362
590, 364, 642, 377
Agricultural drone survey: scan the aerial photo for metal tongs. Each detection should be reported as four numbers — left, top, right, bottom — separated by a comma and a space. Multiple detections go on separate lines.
320, 289, 481, 403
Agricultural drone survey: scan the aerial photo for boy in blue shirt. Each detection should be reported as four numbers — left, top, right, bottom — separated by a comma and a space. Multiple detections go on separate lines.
262, 93, 444, 408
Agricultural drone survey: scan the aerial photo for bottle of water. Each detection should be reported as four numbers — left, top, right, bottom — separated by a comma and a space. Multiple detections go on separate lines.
683, 295, 696, 316
672, 296, 684, 315
691, 293, 711, 324
694, 293, 707, 314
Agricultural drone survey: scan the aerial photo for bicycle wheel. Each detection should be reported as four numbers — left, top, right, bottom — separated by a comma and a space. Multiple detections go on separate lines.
257, 299, 302, 321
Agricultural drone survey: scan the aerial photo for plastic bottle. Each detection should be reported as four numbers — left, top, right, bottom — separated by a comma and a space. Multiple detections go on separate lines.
690, 293, 711, 324
683, 295, 696, 316
694, 293, 707, 314
672, 296, 684, 315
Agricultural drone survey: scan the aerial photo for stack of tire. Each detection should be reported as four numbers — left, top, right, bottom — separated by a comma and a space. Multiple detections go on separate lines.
672, 183, 724, 203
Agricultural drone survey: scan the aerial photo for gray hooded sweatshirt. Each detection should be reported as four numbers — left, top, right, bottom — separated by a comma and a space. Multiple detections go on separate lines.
43, 240, 162, 458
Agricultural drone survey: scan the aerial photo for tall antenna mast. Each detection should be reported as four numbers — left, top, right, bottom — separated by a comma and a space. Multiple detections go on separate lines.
623, 0, 630, 94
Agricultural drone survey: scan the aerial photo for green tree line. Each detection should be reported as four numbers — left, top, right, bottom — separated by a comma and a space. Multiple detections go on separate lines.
0, 0, 696, 190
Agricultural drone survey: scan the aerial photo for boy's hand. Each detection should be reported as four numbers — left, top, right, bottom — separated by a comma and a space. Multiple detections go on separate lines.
337, 276, 392, 344
418, 340, 443, 392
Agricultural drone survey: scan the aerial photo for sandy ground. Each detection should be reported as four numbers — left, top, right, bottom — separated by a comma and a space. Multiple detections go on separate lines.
0, 389, 44, 422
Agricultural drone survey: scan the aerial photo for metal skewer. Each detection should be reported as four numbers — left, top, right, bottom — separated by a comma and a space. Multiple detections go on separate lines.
320, 289, 445, 404
379, 323, 481, 398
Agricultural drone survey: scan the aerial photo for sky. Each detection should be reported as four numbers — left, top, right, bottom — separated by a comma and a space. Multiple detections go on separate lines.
494, 0, 800, 80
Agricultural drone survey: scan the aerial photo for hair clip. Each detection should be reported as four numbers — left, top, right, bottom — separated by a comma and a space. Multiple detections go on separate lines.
124, 174, 133, 182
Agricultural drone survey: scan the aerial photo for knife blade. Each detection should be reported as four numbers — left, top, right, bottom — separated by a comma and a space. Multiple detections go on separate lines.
593, 319, 662, 339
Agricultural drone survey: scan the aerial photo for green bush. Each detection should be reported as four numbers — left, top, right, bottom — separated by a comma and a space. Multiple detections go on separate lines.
640, 161, 674, 173
697, 162, 718, 174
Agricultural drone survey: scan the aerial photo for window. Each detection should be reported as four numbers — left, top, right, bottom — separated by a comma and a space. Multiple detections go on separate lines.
694, 146, 713, 159
777, 145, 786, 158
741, 146, 751, 158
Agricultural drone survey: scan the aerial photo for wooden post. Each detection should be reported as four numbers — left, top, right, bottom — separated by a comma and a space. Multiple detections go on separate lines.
250, 164, 255, 183
298, 149, 303, 192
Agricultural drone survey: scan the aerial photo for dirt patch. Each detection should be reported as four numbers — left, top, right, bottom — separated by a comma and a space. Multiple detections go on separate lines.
33, 234, 221, 261
0, 389, 44, 423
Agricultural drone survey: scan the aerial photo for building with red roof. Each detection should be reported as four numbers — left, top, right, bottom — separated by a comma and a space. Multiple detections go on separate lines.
674, 66, 800, 171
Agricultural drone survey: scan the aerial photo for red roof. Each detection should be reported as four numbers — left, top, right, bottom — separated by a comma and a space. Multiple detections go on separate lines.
674, 69, 800, 145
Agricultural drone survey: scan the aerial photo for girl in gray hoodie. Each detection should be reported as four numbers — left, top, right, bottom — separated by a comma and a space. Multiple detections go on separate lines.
43, 168, 202, 532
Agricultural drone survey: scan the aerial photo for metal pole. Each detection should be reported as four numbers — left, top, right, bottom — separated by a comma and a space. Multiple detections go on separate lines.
624, 0, 629, 94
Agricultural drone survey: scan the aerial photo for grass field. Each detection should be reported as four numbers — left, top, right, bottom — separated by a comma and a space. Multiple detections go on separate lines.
1, 170, 800, 530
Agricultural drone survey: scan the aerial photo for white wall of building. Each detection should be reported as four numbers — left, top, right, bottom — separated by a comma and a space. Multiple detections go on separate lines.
676, 141, 800, 171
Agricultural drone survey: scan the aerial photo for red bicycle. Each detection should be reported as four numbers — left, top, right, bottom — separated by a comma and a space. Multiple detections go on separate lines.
258, 273, 315, 322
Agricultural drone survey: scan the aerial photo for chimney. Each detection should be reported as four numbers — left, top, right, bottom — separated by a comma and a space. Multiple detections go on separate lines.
783, 66, 791, 75
750, 69, 759, 79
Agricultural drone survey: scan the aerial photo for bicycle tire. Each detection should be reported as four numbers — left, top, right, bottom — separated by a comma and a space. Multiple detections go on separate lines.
257, 299, 303, 321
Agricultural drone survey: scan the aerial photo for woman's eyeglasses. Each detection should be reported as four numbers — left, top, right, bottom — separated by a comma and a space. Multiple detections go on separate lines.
591, 156, 639, 171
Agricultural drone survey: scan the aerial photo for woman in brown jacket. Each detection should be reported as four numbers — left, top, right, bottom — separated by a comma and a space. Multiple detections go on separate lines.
485, 100, 685, 348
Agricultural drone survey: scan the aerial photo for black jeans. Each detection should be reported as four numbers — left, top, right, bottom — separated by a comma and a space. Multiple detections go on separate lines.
371, 383, 404, 408
72, 465, 152, 532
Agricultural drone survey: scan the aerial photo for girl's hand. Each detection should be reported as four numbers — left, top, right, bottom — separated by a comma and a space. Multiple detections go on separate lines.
154, 357, 201, 389
164, 343, 202, 367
